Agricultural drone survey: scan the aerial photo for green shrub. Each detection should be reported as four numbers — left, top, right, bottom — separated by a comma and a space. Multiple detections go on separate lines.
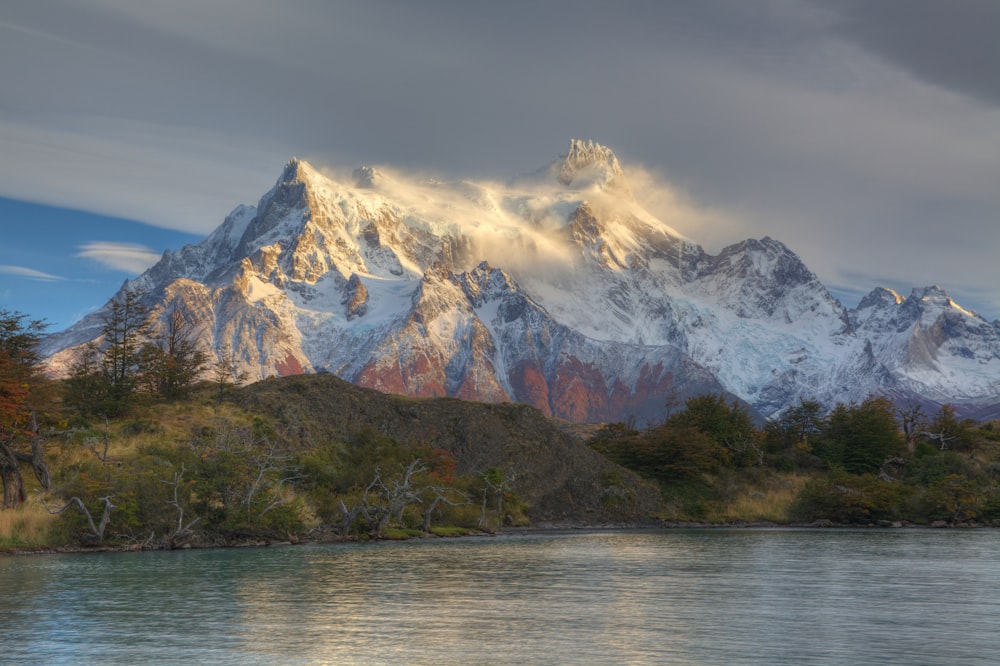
790, 473, 906, 524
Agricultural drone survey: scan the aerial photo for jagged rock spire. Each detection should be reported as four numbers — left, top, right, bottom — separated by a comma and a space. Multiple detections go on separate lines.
556, 139, 628, 192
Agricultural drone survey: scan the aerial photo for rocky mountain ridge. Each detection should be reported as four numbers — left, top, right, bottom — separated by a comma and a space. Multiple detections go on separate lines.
40, 140, 1000, 422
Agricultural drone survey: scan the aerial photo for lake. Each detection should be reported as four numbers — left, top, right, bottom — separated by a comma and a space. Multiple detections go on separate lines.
2, 528, 998, 665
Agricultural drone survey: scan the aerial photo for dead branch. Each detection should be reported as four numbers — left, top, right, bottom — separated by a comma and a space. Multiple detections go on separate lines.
161, 463, 200, 537
46, 495, 116, 543
422, 486, 469, 533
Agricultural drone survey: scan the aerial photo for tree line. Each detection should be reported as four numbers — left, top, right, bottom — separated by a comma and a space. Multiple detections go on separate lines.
591, 393, 1000, 525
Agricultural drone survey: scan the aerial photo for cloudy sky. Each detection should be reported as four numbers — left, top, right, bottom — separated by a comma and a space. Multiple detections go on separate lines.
1, 0, 998, 329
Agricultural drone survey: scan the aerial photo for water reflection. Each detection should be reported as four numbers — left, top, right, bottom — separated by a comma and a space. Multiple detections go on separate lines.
2, 529, 999, 664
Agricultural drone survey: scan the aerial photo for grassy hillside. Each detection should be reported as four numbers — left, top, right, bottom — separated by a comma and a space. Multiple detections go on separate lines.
2, 375, 662, 551
235, 374, 663, 524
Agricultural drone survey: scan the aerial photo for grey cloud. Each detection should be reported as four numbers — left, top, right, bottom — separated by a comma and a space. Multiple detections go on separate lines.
822, 0, 1000, 107
0, 1, 997, 318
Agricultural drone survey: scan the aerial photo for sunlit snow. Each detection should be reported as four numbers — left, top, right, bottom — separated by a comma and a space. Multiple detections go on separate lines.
39, 141, 1000, 419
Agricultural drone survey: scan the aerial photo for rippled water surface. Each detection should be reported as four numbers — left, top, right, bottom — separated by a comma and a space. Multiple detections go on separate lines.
2, 529, 999, 664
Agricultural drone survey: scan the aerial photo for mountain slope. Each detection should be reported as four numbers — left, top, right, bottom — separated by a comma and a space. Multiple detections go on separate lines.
40, 140, 1000, 421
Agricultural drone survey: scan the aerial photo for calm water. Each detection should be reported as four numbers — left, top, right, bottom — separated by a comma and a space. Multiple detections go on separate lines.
2, 529, 999, 665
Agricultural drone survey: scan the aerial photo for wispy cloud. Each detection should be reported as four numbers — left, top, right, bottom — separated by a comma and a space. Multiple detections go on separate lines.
76, 241, 161, 274
2, 1, 999, 322
0, 264, 65, 282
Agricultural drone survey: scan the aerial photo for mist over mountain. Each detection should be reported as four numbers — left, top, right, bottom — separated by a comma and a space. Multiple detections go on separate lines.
40, 140, 1000, 422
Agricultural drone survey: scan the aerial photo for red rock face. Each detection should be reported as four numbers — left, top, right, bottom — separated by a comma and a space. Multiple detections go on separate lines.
609, 365, 678, 423
275, 353, 306, 377
358, 345, 510, 404
357, 352, 449, 398
356, 358, 408, 395
453, 370, 508, 403
609, 364, 663, 411
453, 322, 509, 403
404, 351, 448, 398
549, 355, 610, 422
353, 352, 695, 424
508, 360, 552, 417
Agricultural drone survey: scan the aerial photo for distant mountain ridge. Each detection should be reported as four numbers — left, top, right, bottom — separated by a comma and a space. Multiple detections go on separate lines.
40, 140, 1000, 422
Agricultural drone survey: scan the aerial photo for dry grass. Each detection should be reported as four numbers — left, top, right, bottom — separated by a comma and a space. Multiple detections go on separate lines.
67, 397, 254, 462
0, 401, 253, 550
709, 472, 813, 524
0, 500, 60, 548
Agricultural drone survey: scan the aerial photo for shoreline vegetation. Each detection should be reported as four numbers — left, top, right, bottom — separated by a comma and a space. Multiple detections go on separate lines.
4, 306, 1000, 556
7, 518, 999, 559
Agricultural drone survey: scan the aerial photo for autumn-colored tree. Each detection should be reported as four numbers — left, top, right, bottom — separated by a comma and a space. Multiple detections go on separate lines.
0, 309, 51, 508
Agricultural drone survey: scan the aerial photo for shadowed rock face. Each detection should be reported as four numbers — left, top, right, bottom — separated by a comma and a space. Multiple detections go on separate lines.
343, 274, 369, 320
39, 143, 1000, 422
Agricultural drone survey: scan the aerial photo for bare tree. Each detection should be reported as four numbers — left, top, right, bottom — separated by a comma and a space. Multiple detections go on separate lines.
83, 416, 121, 466
919, 405, 966, 451
189, 424, 303, 526
244, 443, 304, 522
479, 467, 513, 532
0, 437, 25, 508
162, 463, 200, 541
421, 486, 468, 533
362, 459, 427, 537
922, 430, 957, 451
46, 496, 116, 543
897, 404, 925, 453
729, 431, 765, 467
0, 416, 54, 507
338, 499, 366, 536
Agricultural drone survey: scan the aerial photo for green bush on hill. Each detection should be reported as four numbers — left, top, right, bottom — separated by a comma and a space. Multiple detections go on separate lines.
591, 393, 1000, 526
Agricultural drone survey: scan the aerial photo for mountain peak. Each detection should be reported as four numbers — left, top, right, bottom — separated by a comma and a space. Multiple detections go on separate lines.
280, 157, 304, 181
856, 286, 904, 311
555, 139, 628, 192
909, 285, 978, 318
280, 157, 325, 184
911, 285, 949, 301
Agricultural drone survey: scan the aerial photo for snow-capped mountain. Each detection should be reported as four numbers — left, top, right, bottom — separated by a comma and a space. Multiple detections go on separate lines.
40, 140, 1000, 422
